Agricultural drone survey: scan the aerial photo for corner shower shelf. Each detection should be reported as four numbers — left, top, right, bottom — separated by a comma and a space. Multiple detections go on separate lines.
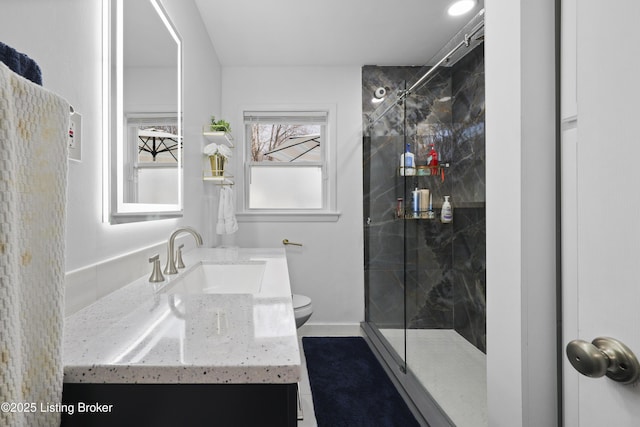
399, 162, 450, 177
402, 215, 439, 221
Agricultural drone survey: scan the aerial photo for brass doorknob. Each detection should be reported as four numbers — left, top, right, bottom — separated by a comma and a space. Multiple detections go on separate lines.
566, 337, 640, 384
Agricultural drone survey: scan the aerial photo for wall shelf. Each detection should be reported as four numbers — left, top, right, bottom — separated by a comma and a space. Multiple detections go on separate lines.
202, 127, 234, 147
202, 127, 234, 182
202, 175, 234, 185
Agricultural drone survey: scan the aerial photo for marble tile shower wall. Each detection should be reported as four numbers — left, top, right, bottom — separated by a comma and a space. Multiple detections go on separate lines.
363, 44, 486, 353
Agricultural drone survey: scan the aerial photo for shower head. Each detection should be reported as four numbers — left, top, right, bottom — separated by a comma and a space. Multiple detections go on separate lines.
371, 86, 390, 105
374, 87, 387, 99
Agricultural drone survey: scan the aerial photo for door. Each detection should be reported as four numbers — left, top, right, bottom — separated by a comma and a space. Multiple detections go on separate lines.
562, 0, 640, 425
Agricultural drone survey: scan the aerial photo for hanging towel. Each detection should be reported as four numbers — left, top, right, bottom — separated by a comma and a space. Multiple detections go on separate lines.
216, 187, 238, 235
0, 41, 42, 86
0, 62, 69, 426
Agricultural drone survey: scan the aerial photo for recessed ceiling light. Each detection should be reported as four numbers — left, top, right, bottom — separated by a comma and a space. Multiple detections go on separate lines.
448, 0, 476, 16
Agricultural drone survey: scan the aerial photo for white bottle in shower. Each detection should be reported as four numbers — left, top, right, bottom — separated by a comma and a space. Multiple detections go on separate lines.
441, 196, 453, 223
400, 143, 415, 176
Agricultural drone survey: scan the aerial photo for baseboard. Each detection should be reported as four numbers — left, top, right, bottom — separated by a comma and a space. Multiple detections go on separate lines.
298, 323, 364, 337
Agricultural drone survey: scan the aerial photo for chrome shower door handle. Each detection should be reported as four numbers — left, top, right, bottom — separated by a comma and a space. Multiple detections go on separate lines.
566, 337, 640, 384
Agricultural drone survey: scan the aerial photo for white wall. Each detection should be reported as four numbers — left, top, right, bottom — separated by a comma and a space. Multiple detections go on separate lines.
0, 0, 222, 301
485, 0, 558, 425
124, 67, 176, 112
221, 66, 364, 324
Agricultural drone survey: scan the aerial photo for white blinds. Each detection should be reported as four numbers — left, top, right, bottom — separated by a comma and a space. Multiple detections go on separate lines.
243, 111, 328, 124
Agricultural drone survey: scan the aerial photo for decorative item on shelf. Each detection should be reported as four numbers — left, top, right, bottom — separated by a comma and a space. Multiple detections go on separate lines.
209, 115, 231, 133
209, 154, 225, 177
203, 142, 232, 177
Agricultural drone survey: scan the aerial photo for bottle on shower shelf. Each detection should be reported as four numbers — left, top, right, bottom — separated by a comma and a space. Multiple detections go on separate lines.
427, 143, 439, 175
400, 143, 415, 176
427, 193, 435, 219
411, 188, 420, 218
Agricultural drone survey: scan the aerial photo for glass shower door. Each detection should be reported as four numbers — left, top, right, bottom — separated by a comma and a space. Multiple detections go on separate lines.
363, 86, 408, 369
400, 53, 488, 426
410, 42, 487, 426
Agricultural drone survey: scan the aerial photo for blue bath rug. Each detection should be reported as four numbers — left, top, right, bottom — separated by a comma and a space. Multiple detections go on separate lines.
302, 336, 420, 427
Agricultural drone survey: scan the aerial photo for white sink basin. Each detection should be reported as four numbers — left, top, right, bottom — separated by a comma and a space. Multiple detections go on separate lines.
163, 261, 266, 294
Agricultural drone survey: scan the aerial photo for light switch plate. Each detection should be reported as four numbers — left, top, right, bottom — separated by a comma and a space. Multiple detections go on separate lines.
68, 111, 82, 162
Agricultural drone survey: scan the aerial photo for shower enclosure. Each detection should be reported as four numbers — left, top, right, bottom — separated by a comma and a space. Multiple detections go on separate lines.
362, 13, 486, 427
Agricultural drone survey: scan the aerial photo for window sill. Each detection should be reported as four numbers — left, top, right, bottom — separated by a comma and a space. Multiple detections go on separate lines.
236, 211, 341, 223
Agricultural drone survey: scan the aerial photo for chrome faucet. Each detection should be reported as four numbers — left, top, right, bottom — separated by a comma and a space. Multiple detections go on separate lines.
163, 226, 203, 275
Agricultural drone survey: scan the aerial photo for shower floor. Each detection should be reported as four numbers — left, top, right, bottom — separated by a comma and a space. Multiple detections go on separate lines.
380, 328, 487, 427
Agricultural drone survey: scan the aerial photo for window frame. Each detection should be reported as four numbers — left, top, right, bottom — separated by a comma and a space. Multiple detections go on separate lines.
237, 105, 340, 222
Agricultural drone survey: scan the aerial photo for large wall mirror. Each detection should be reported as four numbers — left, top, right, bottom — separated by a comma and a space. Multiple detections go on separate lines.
103, 0, 182, 224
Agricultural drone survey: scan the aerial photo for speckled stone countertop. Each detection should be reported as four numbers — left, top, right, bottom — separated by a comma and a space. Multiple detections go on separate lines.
63, 248, 301, 384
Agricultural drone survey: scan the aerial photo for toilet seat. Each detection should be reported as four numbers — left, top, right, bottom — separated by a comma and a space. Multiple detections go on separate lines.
292, 294, 313, 328
293, 294, 311, 310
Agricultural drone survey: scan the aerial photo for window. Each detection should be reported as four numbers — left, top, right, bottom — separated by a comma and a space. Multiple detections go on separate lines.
243, 110, 337, 218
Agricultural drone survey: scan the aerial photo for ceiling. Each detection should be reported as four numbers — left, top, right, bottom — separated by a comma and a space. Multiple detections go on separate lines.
125, 0, 178, 67
193, 0, 485, 67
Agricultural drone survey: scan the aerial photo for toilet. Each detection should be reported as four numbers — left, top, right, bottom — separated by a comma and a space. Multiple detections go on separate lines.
292, 294, 313, 328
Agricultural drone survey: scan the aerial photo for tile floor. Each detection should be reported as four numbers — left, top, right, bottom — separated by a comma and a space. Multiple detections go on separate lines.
296, 324, 365, 427
380, 328, 487, 427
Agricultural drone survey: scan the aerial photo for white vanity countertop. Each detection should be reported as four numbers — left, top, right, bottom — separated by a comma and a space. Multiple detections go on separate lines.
63, 248, 301, 384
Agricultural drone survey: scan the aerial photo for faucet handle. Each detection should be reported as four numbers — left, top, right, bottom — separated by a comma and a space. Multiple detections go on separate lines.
148, 254, 165, 283
176, 244, 185, 269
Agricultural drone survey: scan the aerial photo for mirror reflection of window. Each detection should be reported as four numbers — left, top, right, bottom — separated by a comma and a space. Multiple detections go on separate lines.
136, 126, 180, 164
124, 115, 179, 205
